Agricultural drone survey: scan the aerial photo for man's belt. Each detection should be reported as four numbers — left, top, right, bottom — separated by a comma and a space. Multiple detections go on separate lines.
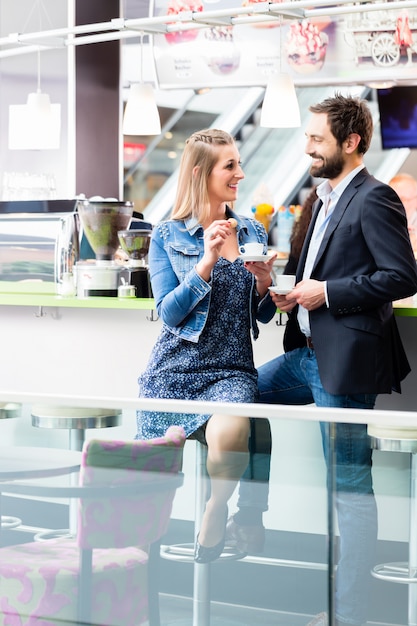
306, 336, 314, 350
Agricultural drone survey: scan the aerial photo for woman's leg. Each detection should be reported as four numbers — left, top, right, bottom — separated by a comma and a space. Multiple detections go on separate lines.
197, 414, 250, 549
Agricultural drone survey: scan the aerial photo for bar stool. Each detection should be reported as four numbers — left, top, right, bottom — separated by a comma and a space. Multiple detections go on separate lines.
0, 402, 22, 420
368, 424, 417, 626
30, 405, 122, 539
0, 403, 23, 530
31, 405, 122, 452
160, 441, 245, 626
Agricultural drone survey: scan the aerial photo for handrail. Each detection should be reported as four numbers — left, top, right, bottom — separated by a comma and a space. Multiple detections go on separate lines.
1, 390, 417, 427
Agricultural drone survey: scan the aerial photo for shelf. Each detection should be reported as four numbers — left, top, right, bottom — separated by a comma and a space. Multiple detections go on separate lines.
0, 281, 155, 310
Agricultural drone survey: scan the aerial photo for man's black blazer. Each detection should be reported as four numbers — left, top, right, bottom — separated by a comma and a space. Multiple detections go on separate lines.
283, 168, 417, 395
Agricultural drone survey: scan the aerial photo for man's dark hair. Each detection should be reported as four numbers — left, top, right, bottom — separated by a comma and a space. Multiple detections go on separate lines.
309, 93, 373, 155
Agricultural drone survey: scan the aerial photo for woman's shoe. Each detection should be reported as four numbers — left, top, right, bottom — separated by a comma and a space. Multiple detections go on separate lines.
194, 533, 225, 563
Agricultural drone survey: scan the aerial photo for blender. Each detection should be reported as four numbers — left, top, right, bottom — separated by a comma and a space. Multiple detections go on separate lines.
76, 199, 133, 297
118, 229, 153, 298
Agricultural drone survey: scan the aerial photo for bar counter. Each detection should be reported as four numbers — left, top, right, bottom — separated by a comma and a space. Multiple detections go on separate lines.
0, 281, 416, 403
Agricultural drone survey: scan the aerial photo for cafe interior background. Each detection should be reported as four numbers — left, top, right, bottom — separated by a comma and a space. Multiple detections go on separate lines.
2, 1, 417, 625
3, 0, 417, 215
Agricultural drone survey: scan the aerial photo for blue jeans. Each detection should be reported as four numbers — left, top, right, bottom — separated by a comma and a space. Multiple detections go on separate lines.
257, 347, 378, 626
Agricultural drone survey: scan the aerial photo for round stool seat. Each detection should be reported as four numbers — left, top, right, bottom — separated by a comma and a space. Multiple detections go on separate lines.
31, 405, 122, 430
368, 424, 417, 453
30, 405, 123, 536
0, 403, 22, 419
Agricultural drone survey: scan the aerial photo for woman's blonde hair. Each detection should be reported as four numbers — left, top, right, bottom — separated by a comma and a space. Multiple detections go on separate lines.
171, 128, 235, 224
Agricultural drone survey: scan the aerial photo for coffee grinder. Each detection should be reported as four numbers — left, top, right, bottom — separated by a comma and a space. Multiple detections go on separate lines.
76, 199, 133, 297
118, 229, 153, 298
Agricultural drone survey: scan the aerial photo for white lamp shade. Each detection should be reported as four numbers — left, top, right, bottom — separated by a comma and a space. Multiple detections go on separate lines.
260, 73, 301, 129
27, 91, 52, 115
8, 91, 61, 150
122, 83, 161, 136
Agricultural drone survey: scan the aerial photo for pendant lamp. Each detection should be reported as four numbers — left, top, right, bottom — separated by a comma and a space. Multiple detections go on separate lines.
260, 17, 301, 129
122, 32, 161, 136
122, 83, 161, 136
260, 73, 301, 128
8, 50, 61, 150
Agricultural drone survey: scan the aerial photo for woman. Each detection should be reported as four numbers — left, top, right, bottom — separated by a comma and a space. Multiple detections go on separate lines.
136, 128, 276, 563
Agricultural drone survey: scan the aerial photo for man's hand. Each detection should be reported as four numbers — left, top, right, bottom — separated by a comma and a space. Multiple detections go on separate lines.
292, 279, 326, 310
269, 278, 326, 312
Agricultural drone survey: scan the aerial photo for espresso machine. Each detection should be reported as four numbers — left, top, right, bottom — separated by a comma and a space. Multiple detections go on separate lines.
118, 229, 153, 298
75, 199, 133, 297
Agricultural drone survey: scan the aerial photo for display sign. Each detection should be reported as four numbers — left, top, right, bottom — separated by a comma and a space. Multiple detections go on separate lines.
151, 1, 417, 89
151, 0, 282, 89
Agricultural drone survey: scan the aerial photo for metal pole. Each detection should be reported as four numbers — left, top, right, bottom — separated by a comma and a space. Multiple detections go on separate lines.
409, 453, 417, 626
69, 429, 84, 535
193, 442, 211, 626
327, 421, 337, 626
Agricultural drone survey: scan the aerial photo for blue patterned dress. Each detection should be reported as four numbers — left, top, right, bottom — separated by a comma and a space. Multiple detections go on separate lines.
136, 257, 258, 439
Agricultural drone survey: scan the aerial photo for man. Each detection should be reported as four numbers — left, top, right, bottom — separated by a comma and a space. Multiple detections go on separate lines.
258, 94, 417, 626
388, 172, 417, 253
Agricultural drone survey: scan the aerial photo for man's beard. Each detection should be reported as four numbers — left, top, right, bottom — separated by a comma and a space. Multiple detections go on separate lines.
310, 149, 344, 179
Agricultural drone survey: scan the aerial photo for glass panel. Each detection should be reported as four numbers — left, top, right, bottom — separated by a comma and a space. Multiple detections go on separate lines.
0, 393, 414, 625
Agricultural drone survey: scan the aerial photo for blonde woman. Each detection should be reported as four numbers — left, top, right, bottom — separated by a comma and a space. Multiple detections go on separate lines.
136, 129, 277, 563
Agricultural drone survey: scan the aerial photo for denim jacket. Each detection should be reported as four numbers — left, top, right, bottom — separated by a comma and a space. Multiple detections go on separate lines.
149, 207, 276, 343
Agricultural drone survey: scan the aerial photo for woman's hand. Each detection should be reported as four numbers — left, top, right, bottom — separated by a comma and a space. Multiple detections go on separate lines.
196, 220, 233, 281
269, 292, 297, 312
244, 252, 277, 298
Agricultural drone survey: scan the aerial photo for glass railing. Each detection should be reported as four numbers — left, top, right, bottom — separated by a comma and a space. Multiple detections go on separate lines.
0, 390, 416, 626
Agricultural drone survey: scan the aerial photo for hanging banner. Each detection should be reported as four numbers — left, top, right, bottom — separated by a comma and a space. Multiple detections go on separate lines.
151, 1, 417, 89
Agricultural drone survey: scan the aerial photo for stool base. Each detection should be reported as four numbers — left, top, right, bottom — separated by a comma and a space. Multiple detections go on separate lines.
160, 542, 246, 563
372, 561, 417, 584
1, 516, 22, 529
34, 529, 73, 542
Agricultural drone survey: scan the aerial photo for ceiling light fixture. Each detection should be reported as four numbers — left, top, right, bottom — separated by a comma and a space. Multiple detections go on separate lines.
122, 32, 161, 136
8, 0, 61, 150
260, 17, 301, 129
8, 49, 61, 151
365, 80, 396, 89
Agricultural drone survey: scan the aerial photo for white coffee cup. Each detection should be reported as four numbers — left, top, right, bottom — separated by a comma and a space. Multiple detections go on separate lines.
274, 274, 296, 291
239, 242, 264, 256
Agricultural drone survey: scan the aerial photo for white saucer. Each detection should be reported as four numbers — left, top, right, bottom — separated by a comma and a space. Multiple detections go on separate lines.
239, 253, 272, 263
269, 286, 293, 295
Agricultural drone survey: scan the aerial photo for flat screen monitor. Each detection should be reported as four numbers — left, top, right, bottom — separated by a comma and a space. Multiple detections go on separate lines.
377, 86, 417, 150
